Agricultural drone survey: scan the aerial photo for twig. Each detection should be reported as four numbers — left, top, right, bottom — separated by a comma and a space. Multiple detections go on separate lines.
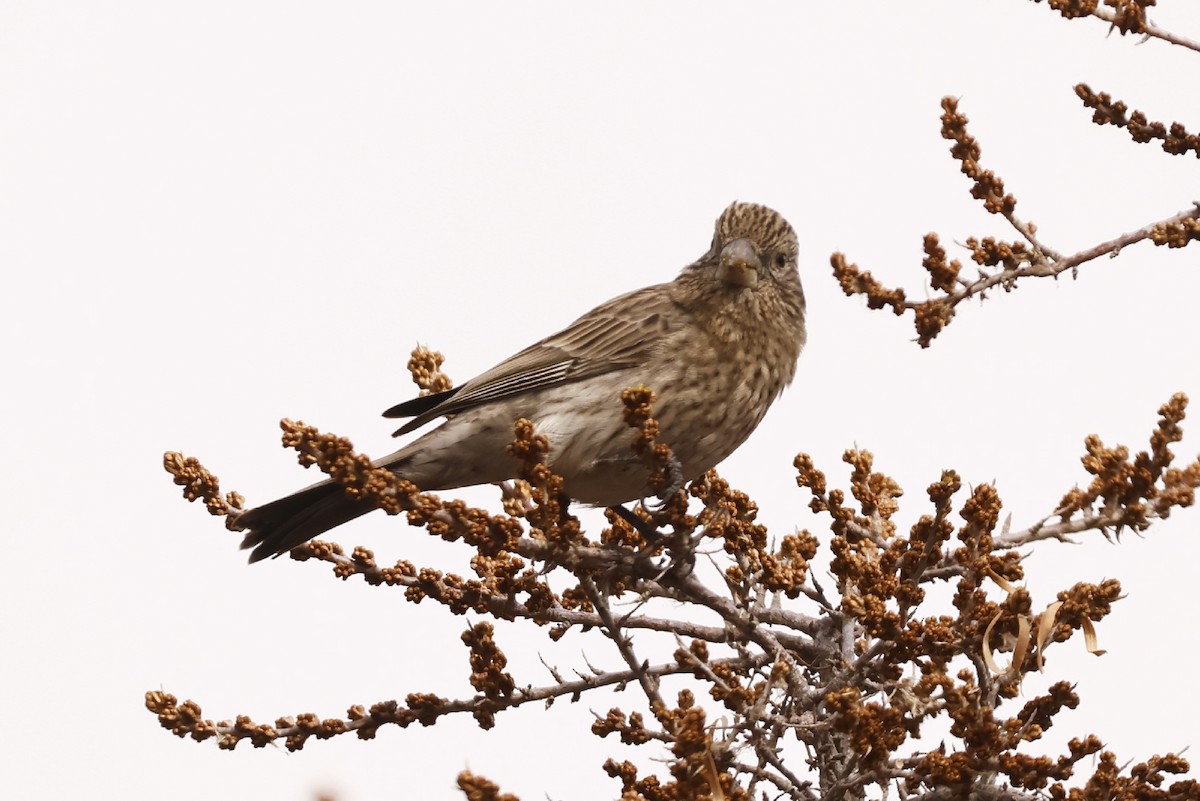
580, 575, 668, 719
1090, 7, 1200, 54
904, 202, 1200, 313
148, 653, 767, 750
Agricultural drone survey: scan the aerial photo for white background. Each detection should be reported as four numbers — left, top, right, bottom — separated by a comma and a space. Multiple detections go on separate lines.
4, 3, 1199, 799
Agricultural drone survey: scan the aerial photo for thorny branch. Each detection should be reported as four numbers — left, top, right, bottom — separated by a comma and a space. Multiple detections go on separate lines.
159, 357, 1200, 799
1030, 0, 1200, 54
145, 652, 770, 751
834, 91, 1200, 347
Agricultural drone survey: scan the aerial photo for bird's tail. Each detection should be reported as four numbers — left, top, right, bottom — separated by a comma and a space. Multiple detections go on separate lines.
237, 480, 377, 563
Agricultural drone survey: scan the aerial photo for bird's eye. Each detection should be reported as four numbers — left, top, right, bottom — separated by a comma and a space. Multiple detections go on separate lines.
774, 253, 788, 269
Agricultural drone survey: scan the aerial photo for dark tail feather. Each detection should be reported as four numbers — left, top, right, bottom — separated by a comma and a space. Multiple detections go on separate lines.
237, 480, 377, 563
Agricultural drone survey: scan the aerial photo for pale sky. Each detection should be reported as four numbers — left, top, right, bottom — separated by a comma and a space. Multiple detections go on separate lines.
4, 3, 1200, 800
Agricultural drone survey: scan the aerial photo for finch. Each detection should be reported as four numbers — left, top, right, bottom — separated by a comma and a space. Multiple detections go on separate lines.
238, 201, 807, 562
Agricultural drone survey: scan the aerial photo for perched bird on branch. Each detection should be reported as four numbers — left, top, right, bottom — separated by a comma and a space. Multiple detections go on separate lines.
238, 201, 807, 562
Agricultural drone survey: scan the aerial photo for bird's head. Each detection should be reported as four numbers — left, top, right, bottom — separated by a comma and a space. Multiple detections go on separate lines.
684, 201, 800, 294
673, 200, 806, 374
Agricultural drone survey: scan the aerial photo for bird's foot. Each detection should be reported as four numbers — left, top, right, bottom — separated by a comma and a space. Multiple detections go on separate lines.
609, 504, 663, 544
556, 490, 574, 526
640, 452, 687, 517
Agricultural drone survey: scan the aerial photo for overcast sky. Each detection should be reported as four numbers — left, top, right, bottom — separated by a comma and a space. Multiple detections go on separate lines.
4, 3, 1200, 800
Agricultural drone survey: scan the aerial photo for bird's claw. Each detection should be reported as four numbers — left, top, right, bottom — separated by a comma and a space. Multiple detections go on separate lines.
610, 503, 662, 543
639, 452, 686, 516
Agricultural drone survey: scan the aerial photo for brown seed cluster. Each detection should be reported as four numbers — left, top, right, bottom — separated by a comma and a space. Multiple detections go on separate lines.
1151, 216, 1200, 249
829, 252, 907, 315
941, 97, 1016, 216
1076, 83, 1200, 158
1031, 0, 1156, 35
462, 622, 515, 730
162, 451, 244, 523
1037, 0, 1100, 19
1056, 393, 1200, 532
407, 344, 454, 396
599, 690, 749, 801
456, 771, 521, 801
1055, 751, 1199, 801
1107, 0, 1155, 34
922, 233, 961, 293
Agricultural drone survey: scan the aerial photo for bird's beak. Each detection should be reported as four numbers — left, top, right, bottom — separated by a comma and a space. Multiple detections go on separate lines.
717, 238, 761, 288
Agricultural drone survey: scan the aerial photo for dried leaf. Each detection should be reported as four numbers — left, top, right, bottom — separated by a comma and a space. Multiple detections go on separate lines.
982, 609, 1004, 674
1082, 617, 1107, 657
1035, 601, 1065, 672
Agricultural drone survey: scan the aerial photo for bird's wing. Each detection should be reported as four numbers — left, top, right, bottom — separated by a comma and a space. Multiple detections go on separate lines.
383, 283, 678, 435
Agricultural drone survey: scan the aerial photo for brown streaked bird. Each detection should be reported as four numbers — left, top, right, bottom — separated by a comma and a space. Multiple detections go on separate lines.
238, 201, 807, 562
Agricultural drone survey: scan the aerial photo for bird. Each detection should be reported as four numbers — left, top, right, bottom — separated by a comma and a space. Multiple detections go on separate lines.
237, 201, 807, 562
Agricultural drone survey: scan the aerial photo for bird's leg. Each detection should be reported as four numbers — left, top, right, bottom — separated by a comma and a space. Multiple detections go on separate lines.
641, 451, 687, 516
609, 503, 663, 542
556, 489, 573, 526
